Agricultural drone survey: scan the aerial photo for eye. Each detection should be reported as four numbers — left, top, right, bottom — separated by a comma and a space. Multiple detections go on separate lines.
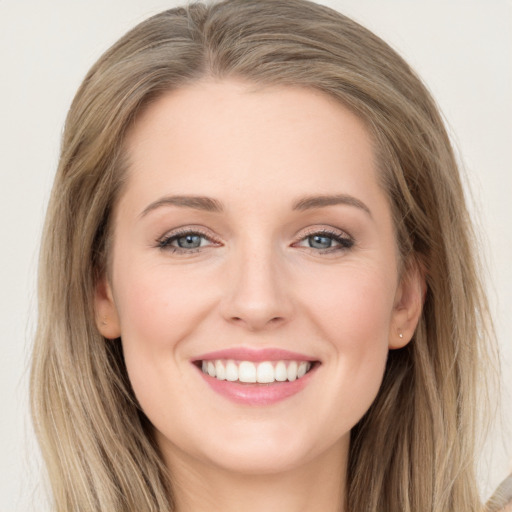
295, 229, 354, 253
174, 233, 206, 249
308, 234, 337, 250
157, 229, 219, 253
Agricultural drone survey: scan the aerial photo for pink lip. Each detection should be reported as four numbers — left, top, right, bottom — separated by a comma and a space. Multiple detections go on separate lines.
191, 347, 319, 406
193, 347, 316, 363
195, 365, 318, 406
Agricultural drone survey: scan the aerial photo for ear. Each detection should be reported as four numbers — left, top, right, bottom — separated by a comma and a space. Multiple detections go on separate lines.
389, 259, 425, 349
94, 274, 121, 340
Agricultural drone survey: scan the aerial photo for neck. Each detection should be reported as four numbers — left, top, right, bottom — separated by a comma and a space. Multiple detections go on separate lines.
163, 439, 348, 512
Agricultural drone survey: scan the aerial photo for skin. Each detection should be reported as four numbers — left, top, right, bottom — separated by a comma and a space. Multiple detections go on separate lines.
95, 79, 423, 512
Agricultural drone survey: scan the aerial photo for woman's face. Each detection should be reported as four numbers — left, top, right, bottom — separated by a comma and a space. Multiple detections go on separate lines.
96, 80, 421, 475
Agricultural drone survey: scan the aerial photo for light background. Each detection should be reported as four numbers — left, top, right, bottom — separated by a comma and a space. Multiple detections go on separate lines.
0, 1, 510, 510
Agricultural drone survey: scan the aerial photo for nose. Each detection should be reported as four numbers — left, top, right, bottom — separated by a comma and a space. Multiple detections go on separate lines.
219, 244, 293, 332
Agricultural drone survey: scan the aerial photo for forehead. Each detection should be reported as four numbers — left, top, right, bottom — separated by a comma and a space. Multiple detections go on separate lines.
120, 79, 385, 216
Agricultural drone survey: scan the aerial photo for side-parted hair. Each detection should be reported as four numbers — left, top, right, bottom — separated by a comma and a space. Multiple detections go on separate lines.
30, 1, 496, 510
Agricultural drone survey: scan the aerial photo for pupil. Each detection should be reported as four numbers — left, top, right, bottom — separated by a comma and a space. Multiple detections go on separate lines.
178, 234, 201, 248
310, 235, 332, 249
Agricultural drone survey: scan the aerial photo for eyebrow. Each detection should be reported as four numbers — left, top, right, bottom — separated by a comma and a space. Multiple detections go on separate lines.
140, 195, 224, 218
139, 193, 372, 218
292, 194, 372, 217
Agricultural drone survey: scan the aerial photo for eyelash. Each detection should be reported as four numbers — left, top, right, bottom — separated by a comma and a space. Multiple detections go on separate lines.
157, 228, 219, 254
156, 227, 354, 255
296, 228, 354, 254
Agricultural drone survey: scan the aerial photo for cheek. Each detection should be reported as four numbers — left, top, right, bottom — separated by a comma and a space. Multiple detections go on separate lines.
111, 261, 215, 400
306, 264, 396, 347
302, 266, 395, 419
114, 260, 213, 348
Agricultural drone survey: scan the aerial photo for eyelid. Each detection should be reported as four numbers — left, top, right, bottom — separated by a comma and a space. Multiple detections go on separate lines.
299, 225, 352, 239
155, 224, 354, 254
293, 225, 355, 253
156, 226, 222, 251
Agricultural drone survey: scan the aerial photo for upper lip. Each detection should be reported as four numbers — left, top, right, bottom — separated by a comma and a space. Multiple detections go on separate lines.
193, 347, 318, 363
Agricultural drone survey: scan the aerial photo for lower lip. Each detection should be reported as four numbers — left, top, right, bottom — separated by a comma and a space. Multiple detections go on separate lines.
195, 364, 318, 406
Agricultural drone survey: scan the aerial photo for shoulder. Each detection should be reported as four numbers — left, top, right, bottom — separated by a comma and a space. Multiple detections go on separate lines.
486, 473, 512, 512
497, 501, 512, 512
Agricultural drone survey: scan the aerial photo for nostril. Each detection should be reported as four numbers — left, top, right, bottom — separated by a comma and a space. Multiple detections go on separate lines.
228, 315, 286, 331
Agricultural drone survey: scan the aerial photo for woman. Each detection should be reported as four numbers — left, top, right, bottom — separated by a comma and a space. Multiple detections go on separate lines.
30, 0, 509, 510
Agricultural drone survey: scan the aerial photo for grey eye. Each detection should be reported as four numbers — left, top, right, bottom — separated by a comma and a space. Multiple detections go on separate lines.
308, 235, 334, 249
175, 234, 204, 249
158, 229, 218, 253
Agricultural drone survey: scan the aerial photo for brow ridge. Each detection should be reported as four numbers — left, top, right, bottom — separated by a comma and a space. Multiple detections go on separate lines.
140, 193, 371, 218
292, 194, 372, 217
140, 195, 224, 217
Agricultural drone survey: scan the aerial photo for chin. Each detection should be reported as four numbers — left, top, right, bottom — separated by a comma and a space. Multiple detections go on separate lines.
203, 438, 316, 475
160, 418, 347, 477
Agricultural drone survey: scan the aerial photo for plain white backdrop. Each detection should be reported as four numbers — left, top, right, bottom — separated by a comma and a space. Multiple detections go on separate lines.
1, 1, 510, 510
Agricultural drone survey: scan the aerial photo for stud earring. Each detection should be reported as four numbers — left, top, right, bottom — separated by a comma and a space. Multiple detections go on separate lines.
399, 332, 404, 339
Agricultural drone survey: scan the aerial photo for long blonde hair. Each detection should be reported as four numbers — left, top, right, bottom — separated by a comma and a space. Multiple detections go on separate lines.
31, 1, 496, 510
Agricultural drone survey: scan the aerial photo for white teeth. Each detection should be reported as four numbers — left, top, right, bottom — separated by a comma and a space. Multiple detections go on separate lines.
256, 361, 274, 383
275, 361, 288, 381
238, 361, 257, 383
297, 361, 308, 378
287, 361, 298, 382
215, 360, 226, 380
225, 360, 238, 381
199, 359, 313, 383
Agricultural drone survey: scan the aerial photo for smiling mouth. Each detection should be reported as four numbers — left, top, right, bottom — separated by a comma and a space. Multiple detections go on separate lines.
195, 359, 316, 384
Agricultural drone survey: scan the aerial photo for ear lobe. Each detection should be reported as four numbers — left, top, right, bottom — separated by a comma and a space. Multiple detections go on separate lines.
389, 260, 425, 350
94, 275, 121, 340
